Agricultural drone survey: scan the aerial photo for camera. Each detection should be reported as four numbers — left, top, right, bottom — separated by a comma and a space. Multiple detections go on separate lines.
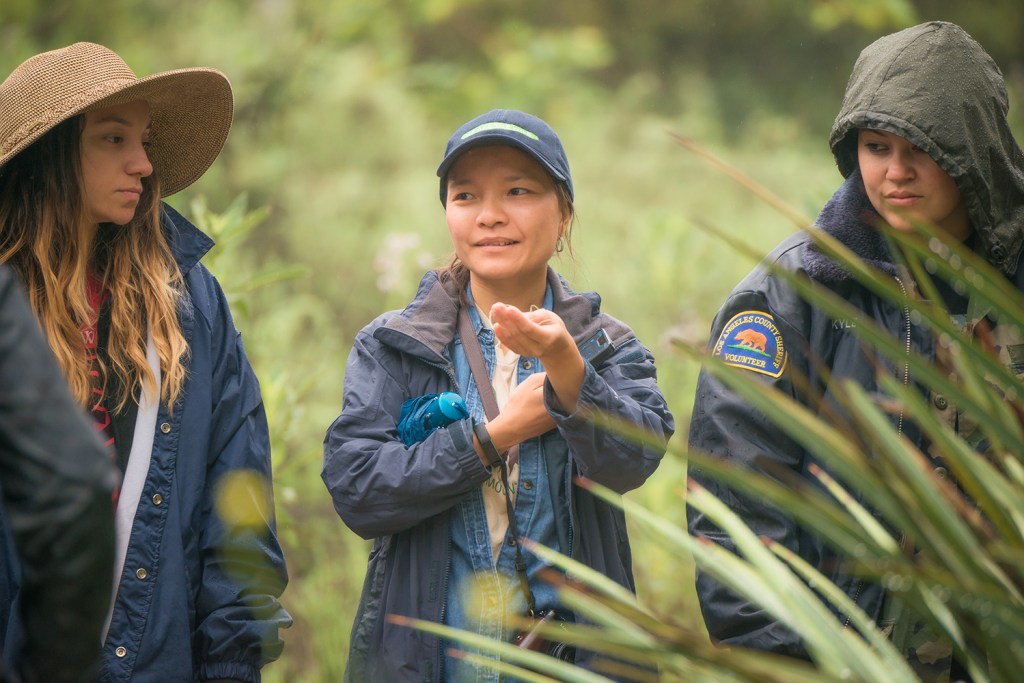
578, 328, 613, 367
512, 609, 575, 662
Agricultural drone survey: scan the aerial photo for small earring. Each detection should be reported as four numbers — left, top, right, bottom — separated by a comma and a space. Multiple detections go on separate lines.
555, 237, 564, 253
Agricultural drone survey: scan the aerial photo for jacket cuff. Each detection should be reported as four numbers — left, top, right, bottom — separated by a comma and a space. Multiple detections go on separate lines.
544, 362, 600, 424
449, 417, 491, 477
199, 661, 260, 683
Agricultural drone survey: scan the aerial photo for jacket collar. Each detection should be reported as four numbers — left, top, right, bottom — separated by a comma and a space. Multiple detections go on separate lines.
374, 266, 617, 362
159, 202, 214, 277
546, 267, 623, 345
803, 169, 898, 283
375, 270, 462, 363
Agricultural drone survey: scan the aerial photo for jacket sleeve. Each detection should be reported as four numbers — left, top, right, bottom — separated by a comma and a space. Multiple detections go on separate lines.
0, 266, 116, 683
686, 288, 810, 658
544, 335, 674, 494
193, 275, 290, 683
322, 325, 492, 540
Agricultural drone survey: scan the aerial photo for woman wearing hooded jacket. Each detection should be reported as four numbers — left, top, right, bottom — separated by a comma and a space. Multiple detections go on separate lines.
687, 21, 1023, 682
323, 109, 673, 681
0, 43, 289, 682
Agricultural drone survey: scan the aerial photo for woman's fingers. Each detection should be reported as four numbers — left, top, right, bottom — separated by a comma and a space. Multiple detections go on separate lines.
491, 303, 570, 357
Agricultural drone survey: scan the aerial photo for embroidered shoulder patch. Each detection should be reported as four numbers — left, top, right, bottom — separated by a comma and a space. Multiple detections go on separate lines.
712, 311, 787, 378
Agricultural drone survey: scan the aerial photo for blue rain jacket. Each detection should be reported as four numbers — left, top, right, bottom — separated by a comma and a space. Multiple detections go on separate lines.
96, 204, 290, 682
322, 268, 674, 681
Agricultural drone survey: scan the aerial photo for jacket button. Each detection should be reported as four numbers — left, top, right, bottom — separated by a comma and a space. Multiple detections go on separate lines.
522, 480, 533, 490
523, 360, 533, 370
933, 395, 948, 410
160, 422, 171, 434
136, 568, 148, 580
115, 646, 127, 658
152, 493, 163, 506
935, 466, 949, 479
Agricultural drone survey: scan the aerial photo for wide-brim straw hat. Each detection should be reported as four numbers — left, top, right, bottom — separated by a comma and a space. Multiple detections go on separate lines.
0, 42, 232, 197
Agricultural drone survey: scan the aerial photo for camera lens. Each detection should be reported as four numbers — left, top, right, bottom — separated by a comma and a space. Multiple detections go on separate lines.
547, 642, 575, 661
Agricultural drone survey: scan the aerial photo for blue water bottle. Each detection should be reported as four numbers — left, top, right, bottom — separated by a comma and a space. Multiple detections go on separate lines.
397, 391, 469, 445
422, 392, 470, 431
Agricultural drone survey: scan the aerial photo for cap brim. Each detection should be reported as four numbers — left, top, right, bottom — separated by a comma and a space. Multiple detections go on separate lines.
436, 133, 569, 205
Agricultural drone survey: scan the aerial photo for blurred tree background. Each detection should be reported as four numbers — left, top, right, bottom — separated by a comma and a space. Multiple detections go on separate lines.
2, 1, 1022, 679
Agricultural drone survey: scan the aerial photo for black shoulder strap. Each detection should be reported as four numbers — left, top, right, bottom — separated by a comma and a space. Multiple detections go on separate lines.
456, 302, 534, 615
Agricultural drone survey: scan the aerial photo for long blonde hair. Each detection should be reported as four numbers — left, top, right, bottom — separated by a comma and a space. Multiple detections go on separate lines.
0, 115, 188, 411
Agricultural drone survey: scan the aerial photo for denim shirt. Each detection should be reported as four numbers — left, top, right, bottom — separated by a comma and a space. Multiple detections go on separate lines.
444, 288, 567, 682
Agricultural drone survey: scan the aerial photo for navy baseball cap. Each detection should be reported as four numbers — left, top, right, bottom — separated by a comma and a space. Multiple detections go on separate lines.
436, 109, 573, 204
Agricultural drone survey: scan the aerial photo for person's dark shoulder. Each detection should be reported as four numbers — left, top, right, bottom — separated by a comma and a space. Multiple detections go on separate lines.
721, 233, 813, 317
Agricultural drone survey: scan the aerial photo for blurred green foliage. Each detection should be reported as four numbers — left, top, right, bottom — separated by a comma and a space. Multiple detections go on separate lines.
1, 1, 1022, 679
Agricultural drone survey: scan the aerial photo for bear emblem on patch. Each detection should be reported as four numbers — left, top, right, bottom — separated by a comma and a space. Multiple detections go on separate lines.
734, 329, 767, 353
712, 311, 787, 378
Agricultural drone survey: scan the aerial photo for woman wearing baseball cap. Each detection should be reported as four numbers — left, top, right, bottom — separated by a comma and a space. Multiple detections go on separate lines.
0, 43, 289, 682
323, 109, 674, 680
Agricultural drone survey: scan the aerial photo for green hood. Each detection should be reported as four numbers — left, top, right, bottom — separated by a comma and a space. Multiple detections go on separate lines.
829, 21, 1024, 274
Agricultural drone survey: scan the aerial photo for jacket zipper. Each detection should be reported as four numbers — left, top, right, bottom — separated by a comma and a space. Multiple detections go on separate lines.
843, 276, 912, 630
893, 276, 911, 438
437, 557, 450, 682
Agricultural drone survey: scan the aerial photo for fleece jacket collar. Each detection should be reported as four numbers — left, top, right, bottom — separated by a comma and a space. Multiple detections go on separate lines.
803, 169, 898, 283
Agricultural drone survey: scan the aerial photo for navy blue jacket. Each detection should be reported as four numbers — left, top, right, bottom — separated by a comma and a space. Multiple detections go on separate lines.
688, 22, 1024, 664
322, 268, 674, 681
96, 205, 290, 682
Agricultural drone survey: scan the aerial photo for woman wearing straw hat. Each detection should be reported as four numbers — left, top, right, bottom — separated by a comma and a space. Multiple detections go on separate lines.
0, 43, 289, 682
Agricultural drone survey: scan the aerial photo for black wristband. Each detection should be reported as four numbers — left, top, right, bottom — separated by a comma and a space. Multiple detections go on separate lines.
473, 421, 503, 468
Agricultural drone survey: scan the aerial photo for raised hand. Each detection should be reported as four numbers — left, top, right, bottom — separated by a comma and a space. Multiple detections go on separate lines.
490, 302, 584, 414
490, 303, 574, 359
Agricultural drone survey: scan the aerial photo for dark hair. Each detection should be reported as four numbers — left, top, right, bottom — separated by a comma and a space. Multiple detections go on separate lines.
0, 116, 84, 240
